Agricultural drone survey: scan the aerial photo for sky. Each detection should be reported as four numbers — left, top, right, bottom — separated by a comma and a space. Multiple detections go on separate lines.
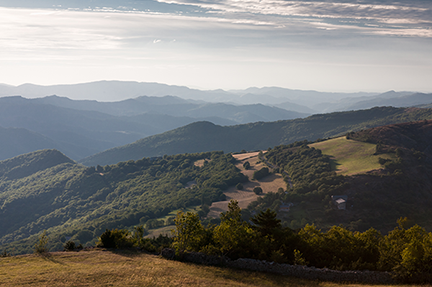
0, 0, 431, 92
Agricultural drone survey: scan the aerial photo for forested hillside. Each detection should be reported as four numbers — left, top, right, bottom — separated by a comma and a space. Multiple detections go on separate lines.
0, 150, 246, 254
81, 106, 432, 166
245, 119, 432, 233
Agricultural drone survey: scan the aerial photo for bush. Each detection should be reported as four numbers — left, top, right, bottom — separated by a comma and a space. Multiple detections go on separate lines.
63, 240, 76, 251
34, 230, 49, 254
236, 183, 244, 190
253, 187, 263, 195
96, 229, 133, 249
243, 161, 251, 170
253, 167, 269, 180
1, 250, 11, 257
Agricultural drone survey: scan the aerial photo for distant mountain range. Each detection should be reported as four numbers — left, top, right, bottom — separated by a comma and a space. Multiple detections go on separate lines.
2, 81, 430, 113
0, 95, 306, 161
0, 81, 431, 164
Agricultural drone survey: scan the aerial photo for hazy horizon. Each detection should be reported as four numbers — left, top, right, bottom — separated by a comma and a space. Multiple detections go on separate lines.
1, 0, 431, 93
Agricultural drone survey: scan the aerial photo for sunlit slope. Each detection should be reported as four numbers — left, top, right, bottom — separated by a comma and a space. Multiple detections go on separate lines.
0, 250, 396, 287
309, 137, 396, 175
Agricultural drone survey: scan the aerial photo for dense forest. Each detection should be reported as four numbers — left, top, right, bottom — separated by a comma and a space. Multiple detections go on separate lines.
0, 149, 246, 254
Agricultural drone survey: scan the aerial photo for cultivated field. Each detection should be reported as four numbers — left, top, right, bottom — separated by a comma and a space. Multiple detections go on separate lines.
208, 151, 285, 218
309, 137, 396, 175
0, 250, 426, 287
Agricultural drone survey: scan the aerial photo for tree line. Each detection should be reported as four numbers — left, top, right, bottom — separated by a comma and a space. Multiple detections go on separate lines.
93, 200, 432, 283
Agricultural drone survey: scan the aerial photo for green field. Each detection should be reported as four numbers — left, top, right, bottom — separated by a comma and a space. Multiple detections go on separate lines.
309, 137, 396, 175
0, 250, 425, 287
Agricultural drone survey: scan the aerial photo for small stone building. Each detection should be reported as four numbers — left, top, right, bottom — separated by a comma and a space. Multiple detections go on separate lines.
331, 195, 348, 210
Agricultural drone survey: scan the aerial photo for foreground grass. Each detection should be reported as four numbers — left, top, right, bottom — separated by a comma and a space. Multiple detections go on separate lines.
309, 137, 396, 175
0, 250, 429, 287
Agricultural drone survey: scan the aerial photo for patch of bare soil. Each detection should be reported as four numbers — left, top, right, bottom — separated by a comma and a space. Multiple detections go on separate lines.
208, 152, 286, 218
194, 159, 211, 167
232, 151, 262, 161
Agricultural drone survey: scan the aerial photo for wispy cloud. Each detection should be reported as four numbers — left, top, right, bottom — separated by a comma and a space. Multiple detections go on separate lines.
155, 0, 432, 37
0, 2, 431, 92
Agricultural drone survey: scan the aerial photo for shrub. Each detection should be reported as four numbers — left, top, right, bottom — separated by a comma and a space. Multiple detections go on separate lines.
63, 240, 76, 251
253, 167, 269, 180
96, 229, 133, 249
253, 187, 263, 195
34, 230, 49, 254
1, 250, 11, 257
236, 183, 243, 190
243, 161, 251, 170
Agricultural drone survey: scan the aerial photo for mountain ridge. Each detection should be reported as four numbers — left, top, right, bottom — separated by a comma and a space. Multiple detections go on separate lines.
80, 106, 432, 166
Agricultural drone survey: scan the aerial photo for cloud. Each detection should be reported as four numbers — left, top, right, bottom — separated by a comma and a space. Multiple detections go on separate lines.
155, 0, 432, 37
0, 3, 431, 92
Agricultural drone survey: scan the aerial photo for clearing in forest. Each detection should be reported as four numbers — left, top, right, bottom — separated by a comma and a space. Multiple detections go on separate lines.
208, 151, 286, 218
309, 137, 396, 176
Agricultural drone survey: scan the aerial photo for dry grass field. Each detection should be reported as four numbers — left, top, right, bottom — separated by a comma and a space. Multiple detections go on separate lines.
309, 137, 397, 175
208, 152, 285, 218
1, 250, 427, 287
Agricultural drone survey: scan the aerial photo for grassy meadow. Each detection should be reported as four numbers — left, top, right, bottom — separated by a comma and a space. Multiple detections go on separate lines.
309, 137, 396, 175
0, 250, 429, 287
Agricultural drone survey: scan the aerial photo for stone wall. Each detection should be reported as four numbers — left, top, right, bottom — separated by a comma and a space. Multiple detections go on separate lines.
161, 248, 395, 284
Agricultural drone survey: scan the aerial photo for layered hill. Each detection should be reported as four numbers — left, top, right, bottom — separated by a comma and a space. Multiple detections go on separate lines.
0, 127, 62, 160
0, 149, 74, 180
335, 92, 432, 112
81, 106, 432, 166
3, 81, 431, 113
0, 95, 305, 161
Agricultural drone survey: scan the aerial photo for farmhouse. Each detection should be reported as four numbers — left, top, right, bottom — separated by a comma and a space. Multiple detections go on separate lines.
331, 195, 348, 210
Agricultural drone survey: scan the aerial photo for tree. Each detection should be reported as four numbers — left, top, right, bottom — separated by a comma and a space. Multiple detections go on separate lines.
172, 211, 205, 253
253, 167, 269, 180
253, 187, 263, 195
34, 230, 49, 254
243, 161, 251, 170
214, 200, 253, 257
251, 209, 281, 238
